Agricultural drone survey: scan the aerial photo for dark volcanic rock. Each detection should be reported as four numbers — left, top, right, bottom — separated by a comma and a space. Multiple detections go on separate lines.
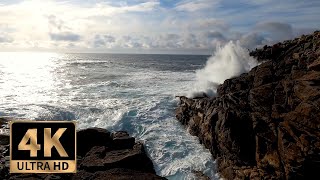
76, 129, 163, 180
80, 142, 155, 174
176, 31, 320, 179
0, 121, 164, 180
77, 128, 112, 157
111, 131, 135, 149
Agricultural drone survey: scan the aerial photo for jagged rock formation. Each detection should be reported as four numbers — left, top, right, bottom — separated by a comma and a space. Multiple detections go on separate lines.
0, 119, 165, 180
176, 31, 320, 179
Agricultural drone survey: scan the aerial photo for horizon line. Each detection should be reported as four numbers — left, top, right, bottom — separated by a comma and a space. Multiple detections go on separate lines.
0, 51, 212, 56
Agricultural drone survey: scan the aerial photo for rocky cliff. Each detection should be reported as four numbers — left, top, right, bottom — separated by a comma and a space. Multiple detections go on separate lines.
176, 31, 320, 179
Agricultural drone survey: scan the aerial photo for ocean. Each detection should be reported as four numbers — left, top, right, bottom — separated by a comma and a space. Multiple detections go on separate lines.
0, 52, 217, 179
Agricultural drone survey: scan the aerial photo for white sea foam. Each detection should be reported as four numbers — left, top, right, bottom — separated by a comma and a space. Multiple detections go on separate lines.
191, 41, 258, 97
87, 70, 218, 179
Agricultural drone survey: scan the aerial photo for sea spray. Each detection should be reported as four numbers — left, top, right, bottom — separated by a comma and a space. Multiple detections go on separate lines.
191, 41, 258, 97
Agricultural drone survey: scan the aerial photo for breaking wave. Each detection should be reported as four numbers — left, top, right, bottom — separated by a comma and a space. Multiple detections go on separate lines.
191, 41, 258, 97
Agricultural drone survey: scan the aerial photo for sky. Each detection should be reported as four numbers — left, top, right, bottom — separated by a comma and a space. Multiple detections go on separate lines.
0, 0, 319, 54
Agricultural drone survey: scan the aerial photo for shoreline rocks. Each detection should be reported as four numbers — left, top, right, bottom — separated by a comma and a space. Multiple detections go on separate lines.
0, 118, 165, 180
74, 128, 163, 180
176, 31, 320, 179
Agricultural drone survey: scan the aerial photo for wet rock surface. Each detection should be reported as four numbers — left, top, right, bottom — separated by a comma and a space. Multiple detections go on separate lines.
0, 119, 165, 180
176, 31, 320, 179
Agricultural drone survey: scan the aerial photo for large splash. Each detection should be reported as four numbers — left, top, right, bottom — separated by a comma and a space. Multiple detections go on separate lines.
191, 41, 258, 97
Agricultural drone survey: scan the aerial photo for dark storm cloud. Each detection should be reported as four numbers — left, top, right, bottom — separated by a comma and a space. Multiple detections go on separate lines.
49, 32, 81, 42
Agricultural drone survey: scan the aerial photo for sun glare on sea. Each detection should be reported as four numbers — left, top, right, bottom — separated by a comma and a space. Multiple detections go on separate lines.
0, 52, 61, 106
0, 52, 58, 70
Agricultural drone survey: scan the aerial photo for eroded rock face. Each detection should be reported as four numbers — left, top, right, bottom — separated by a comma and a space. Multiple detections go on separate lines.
176, 31, 320, 179
0, 123, 165, 180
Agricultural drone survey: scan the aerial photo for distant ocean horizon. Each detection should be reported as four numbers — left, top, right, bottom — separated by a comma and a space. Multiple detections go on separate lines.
0, 50, 212, 56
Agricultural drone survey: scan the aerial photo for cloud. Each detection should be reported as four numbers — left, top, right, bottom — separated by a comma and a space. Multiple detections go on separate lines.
204, 31, 225, 40
0, 0, 319, 53
255, 22, 293, 40
129, 42, 143, 48
0, 35, 13, 43
48, 15, 65, 31
94, 34, 116, 48
158, 33, 182, 48
49, 32, 81, 42
85, 20, 314, 53
104, 35, 116, 43
184, 33, 200, 48
121, 1, 160, 12
293, 27, 318, 37
196, 18, 229, 31
87, 1, 160, 17
239, 33, 269, 49
0, 25, 14, 43
175, 0, 220, 12
162, 33, 180, 41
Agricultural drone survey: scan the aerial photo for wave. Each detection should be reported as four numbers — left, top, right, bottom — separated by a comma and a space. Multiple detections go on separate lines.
106, 98, 218, 179
191, 41, 258, 97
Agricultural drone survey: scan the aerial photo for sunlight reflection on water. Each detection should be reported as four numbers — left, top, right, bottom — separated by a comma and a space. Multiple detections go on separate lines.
0, 52, 61, 115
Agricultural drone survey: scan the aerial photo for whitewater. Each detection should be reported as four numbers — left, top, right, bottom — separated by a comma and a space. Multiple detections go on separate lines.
0, 42, 257, 179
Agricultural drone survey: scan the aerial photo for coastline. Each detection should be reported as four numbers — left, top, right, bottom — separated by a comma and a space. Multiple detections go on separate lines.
176, 31, 320, 179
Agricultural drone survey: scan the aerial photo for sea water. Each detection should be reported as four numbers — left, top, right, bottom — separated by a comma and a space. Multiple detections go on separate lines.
0, 52, 217, 179
0, 42, 257, 179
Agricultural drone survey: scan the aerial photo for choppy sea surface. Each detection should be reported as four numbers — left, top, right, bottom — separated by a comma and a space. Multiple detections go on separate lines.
0, 52, 218, 179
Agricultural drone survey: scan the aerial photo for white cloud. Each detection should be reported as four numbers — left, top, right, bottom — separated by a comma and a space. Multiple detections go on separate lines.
0, 0, 162, 50
175, 0, 220, 12
196, 18, 229, 30
0, 0, 318, 53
